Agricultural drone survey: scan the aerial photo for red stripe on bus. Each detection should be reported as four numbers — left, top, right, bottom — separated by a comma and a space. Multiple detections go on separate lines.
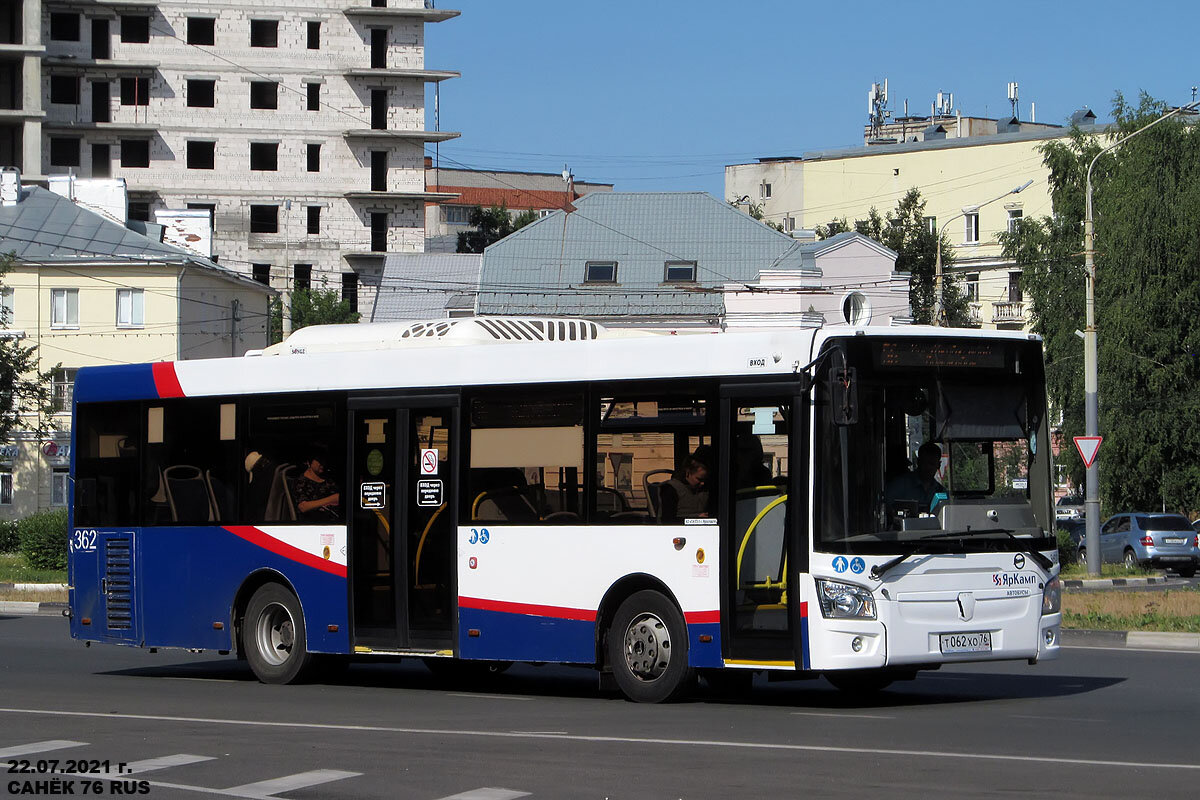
224, 526, 347, 578
458, 596, 597, 622
800, 601, 808, 618
684, 610, 720, 624
152, 362, 185, 398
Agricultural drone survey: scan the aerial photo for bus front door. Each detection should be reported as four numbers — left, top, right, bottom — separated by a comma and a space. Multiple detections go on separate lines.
349, 399, 457, 651
721, 387, 805, 666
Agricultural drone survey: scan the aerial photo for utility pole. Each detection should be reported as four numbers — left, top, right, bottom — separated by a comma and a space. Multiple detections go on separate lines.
281, 200, 292, 339
230, 298, 240, 357
1081, 99, 1198, 575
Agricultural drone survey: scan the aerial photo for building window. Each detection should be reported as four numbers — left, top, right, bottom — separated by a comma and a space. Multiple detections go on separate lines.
249, 19, 278, 48
370, 212, 387, 252
585, 261, 617, 283
120, 76, 149, 106
1007, 208, 1023, 233
294, 264, 312, 291
128, 201, 150, 222
0, 471, 11, 506
92, 143, 111, 176
924, 216, 937, 235
250, 205, 278, 233
371, 89, 387, 129
306, 143, 320, 172
307, 205, 320, 234
50, 289, 79, 329
51, 469, 70, 507
249, 142, 278, 171
120, 139, 150, 168
444, 206, 470, 225
249, 81, 278, 110
186, 140, 215, 169
370, 28, 387, 68
252, 263, 271, 285
371, 150, 387, 191
965, 273, 980, 302
186, 79, 215, 108
49, 138, 80, 167
760, 182, 772, 199
306, 82, 320, 112
120, 15, 150, 43
1008, 271, 1022, 303
1, 287, 13, 325
49, 13, 80, 42
342, 272, 358, 312
116, 288, 144, 328
784, 215, 795, 233
964, 212, 979, 244
663, 261, 697, 283
49, 75, 80, 105
187, 17, 215, 46
51, 368, 78, 412
307, 21, 320, 50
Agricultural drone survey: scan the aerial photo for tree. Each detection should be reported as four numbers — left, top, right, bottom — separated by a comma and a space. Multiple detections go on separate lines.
727, 198, 786, 233
0, 255, 55, 444
456, 205, 538, 253
999, 92, 1200, 513
270, 288, 360, 344
815, 189, 971, 326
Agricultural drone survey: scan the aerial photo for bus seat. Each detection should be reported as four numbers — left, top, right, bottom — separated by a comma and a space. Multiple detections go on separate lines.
595, 487, 630, 515
643, 469, 673, 518
163, 465, 216, 523
205, 470, 234, 522
264, 464, 297, 522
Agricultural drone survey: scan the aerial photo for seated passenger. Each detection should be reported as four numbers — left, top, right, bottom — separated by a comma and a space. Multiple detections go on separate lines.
885, 441, 946, 515
659, 454, 710, 523
294, 448, 342, 522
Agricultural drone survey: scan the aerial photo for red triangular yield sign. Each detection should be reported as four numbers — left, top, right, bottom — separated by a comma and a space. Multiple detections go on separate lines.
1074, 436, 1102, 468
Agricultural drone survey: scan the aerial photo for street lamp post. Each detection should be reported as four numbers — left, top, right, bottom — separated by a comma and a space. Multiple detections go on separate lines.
1081, 100, 1198, 575
933, 180, 1033, 326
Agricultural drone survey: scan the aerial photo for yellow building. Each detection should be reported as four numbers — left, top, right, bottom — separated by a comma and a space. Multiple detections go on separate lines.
0, 176, 273, 518
725, 112, 1104, 329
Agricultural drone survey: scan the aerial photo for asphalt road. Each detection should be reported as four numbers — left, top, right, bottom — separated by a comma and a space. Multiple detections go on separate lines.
2, 613, 1199, 799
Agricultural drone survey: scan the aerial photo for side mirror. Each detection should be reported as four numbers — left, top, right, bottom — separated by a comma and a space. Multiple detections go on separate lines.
831, 366, 857, 426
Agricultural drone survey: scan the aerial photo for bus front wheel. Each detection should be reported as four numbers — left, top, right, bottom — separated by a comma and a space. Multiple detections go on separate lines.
608, 590, 693, 703
244, 583, 312, 684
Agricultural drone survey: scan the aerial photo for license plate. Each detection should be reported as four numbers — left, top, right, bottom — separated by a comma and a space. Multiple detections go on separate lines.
940, 631, 992, 654
1164, 537, 1186, 545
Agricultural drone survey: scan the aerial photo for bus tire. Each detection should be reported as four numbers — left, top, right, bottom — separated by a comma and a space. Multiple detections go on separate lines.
244, 583, 312, 684
824, 669, 894, 695
608, 590, 693, 703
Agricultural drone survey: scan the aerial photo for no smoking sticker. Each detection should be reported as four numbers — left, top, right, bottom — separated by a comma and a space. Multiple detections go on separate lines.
420, 448, 439, 475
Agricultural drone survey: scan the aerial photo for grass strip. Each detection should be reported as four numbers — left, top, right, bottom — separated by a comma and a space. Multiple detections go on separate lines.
0, 553, 67, 584
1062, 588, 1200, 632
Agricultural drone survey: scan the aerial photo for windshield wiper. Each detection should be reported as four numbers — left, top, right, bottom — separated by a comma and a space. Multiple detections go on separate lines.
936, 527, 1054, 570
870, 546, 929, 581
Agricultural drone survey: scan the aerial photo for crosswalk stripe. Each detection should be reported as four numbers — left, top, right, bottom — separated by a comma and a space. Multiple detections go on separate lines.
435, 790, 532, 800
0, 740, 87, 758
221, 769, 361, 798
122, 754, 216, 775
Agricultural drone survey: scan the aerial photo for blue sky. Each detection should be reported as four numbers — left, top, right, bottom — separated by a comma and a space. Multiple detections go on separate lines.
425, 1, 1197, 196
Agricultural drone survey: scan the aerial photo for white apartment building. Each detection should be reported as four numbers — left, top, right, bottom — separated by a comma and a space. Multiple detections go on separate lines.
2, 0, 459, 315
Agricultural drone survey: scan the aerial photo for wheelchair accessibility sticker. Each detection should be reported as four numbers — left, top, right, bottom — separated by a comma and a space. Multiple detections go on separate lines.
832, 556, 848, 573
850, 557, 865, 574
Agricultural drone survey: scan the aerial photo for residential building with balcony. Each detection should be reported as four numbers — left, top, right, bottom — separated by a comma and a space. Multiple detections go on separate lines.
4, 0, 459, 318
725, 105, 1105, 331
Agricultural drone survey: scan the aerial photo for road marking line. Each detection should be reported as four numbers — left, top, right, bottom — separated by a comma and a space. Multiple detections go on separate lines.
222, 769, 361, 798
510, 730, 568, 735
1063, 644, 1200, 655
0, 740, 87, 758
436, 790, 531, 800
447, 693, 531, 701
791, 711, 893, 720
2, 707, 1197, 772
122, 754, 216, 775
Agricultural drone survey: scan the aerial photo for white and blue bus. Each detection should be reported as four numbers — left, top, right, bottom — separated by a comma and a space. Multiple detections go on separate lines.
68, 319, 1061, 702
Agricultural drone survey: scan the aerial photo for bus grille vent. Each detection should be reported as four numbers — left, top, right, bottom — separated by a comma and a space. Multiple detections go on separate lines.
399, 321, 456, 338
104, 538, 133, 630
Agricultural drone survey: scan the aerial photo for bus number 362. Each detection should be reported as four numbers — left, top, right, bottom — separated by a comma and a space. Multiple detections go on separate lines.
71, 530, 98, 553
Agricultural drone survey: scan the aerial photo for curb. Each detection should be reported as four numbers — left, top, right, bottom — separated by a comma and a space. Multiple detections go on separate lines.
1062, 576, 1173, 589
0, 582, 69, 592
0, 600, 68, 616
1061, 628, 1200, 651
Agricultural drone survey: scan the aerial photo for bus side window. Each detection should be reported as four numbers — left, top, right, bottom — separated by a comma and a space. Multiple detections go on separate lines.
74, 402, 141, 527
465, 392, 584, 523
242, 399, 345, 525
144, 399, 239, 526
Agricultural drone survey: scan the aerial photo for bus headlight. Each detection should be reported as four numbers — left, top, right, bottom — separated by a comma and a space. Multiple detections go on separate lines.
1041, 576, 1061, 615
816, 579, 876, 620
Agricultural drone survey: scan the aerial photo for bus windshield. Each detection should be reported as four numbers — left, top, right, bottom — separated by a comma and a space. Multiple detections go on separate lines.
814, 337, 1055, 556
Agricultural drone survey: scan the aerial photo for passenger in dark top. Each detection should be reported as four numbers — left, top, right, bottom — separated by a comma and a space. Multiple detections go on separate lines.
659, 453, 710, 523
294, 450, 341, 522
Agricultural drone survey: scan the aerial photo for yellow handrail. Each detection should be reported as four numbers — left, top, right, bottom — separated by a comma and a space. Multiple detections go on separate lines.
735, 494, 788, 589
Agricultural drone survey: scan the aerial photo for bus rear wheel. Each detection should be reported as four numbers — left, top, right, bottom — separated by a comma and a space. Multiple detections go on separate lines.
608, 590, 693, 703
244, 583, 312, 684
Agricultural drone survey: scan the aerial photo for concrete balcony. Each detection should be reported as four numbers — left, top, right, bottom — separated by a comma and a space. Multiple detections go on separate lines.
343, 6, 460, 23
991, 300, 1027, 325
968, 302, 983, 325
343, 129, 459, 143
342, 68, 459, 83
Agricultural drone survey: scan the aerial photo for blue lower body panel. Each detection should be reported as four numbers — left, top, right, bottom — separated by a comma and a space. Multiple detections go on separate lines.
458, 606, 595, 663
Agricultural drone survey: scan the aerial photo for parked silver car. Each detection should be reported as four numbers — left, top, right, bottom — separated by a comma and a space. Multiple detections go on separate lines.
1088, 513, 1200, 577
